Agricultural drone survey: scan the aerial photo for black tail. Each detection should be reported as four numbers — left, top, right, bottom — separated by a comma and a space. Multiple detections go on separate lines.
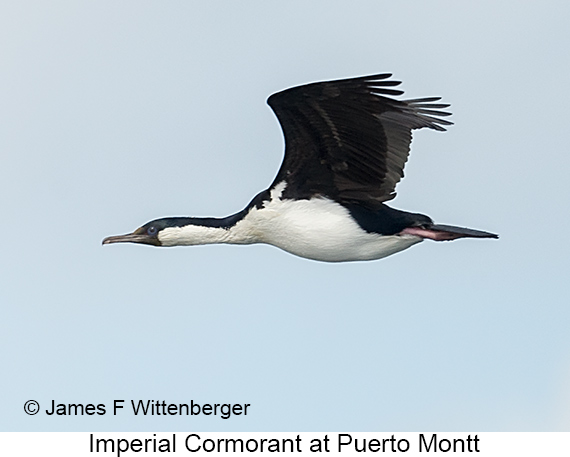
429, 224, 499, 239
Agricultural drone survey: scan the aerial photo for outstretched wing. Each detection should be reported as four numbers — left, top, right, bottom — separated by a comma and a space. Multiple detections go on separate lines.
267, 73, 452, 208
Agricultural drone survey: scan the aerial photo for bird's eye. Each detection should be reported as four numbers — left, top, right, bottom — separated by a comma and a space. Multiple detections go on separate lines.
147, 226, 158, 236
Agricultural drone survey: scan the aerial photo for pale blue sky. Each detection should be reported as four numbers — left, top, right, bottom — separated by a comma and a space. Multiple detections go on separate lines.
1, 1, 569, 431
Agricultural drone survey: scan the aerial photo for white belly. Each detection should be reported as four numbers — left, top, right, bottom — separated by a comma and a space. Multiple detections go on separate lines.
239, 196, 422, 262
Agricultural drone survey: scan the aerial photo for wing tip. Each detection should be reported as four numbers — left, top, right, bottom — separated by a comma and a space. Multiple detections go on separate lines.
401, 97, 454, 131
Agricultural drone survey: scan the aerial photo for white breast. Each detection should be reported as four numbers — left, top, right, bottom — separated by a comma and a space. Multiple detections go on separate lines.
233, 185, 422, 262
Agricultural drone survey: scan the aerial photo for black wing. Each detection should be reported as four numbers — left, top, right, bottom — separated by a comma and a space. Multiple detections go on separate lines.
267, 73, 452, 208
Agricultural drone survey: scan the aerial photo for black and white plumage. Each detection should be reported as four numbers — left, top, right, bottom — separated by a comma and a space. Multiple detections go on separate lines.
103, 73, 497, 262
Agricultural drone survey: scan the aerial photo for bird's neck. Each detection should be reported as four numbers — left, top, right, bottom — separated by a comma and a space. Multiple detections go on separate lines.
155, 188, 277, 247
157, 217, 257, 247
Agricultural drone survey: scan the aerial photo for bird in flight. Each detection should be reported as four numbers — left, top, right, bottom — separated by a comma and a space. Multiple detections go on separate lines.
103, 73, 497, 262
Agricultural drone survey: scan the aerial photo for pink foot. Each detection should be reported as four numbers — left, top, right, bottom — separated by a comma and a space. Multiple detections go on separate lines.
399, 227, 464, 241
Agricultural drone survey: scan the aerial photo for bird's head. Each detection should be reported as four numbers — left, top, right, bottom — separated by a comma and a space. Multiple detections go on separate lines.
102, 219, 167, 246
